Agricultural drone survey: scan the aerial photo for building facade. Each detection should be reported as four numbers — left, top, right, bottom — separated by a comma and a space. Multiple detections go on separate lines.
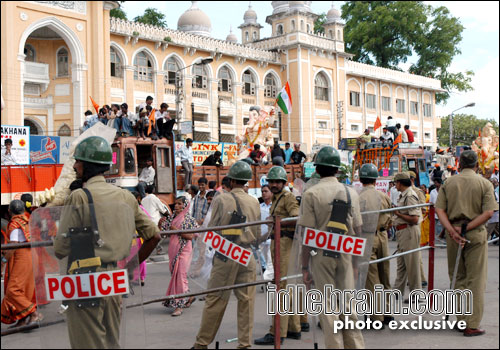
1, 1, 443, 151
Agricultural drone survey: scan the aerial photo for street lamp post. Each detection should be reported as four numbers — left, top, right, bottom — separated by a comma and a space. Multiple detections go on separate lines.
449, 102, 475, 149
175, 57, 213, 140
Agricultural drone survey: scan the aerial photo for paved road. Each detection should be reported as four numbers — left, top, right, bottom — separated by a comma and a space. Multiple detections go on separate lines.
2, 240, 498, 349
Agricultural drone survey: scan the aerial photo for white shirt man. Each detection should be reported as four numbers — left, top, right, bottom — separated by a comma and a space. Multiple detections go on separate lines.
387, 118, 396, 128
380, 129, 393, 141
178, 143, 194, 164
390, 185, 400, 206
139, 164, 155, 186
1, 148, 17, 165
141, 193, 168, 226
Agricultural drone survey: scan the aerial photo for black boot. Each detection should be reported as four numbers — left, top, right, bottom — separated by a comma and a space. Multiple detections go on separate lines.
254, 333, 283, 346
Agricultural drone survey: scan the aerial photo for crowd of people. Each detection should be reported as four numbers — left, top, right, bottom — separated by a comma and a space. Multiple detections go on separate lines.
357, 116, 417, 149
81, 96, 175, 140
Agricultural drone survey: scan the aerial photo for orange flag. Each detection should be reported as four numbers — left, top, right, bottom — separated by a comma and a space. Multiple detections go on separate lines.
374, 116, 382, 131
89, 96, 99, 114
393, 132, 402, 145
147, 108, 156, 135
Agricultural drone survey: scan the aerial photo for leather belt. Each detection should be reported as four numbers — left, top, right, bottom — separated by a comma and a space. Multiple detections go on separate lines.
396, 224, 408, 230
450, 219, 470, 226
271, 230, 295, 239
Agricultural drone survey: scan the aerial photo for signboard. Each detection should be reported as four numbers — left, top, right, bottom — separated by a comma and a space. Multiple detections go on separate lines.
352, 179, 391, 194
59, 136, 75, 164
303, 227, 366, 257
30, 135, 60, 164
180, 121, 192, 134
175, 141, 238, 166
45, 270, 129, 301
203, 231, 252, 266
339, 138, 358, 151
303, 162, 316, 177
1, 125, 30, 165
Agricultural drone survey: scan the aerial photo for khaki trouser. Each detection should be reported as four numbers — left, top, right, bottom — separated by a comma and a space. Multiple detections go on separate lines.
67, 295, 121, 349
195, 255, 256, 349
365, 230, 391, 322
311, 252, 365, 349
269, 236, 301, 336
394, 226, 422, 295
446, 226, 487, 329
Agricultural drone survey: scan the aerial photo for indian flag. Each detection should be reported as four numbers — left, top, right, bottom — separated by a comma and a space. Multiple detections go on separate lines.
276, 82, 292, 115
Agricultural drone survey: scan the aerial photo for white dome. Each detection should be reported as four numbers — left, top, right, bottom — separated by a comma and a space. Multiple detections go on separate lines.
289, 1, 312, 13
271, 1, 289, 15
326, 4, 342, 24
243, 5, 258, 24
226, 27, 238, 43
177, 1, 212, 37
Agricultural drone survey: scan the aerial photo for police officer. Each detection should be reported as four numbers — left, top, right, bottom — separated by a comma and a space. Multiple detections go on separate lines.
392, 172, 422, 300
54, 136, 160, 348
193, 161, 261, 349
298, 146, 365, 349
409, 170, 428, 287
358, 164, 393, 325
436, 150, 497, 336
255, 166, 301, 346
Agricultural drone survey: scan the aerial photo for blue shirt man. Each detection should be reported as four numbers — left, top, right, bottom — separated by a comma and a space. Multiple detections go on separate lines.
284, 142, 293, 164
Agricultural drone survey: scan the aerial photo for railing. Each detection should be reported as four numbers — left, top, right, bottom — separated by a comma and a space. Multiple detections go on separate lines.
192, 90, 208, 99
24, 61, 50, 86
242, 97, 256, 105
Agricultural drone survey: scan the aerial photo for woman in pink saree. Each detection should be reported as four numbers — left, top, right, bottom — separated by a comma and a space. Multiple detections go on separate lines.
160, 196, 198, 316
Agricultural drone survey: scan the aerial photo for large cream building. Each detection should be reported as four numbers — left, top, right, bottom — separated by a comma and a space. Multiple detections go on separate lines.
1, 1, 443, 151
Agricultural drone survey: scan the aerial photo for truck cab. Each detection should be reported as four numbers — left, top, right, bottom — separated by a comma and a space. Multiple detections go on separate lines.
104, 137, 176, 205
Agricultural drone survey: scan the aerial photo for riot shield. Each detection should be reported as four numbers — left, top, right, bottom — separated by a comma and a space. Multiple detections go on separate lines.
30, 204, 146, 349
287, 181, 379, 349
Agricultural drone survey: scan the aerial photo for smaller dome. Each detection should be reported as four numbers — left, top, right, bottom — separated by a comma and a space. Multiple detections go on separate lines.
226, 27, 238, 43
243, 4, 257, 24
326, 3, 342, 23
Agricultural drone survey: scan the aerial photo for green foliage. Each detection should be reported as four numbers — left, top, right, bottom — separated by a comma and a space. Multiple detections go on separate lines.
110, 7, 127, 20
164, 36, 172, 42
437, 114, 499, 147
339, 1, 473, 105
314, 13, 327, 34
338, 162, 352, 183
134, 8, 167, 28
132, 31, 139, 37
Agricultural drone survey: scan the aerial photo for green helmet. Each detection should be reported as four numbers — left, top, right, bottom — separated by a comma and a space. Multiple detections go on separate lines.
228, 161, 253, 181
359, 163, 379, 179
267, 166, 288, 182
314, 146, 340, 168
74, 136, 113, 165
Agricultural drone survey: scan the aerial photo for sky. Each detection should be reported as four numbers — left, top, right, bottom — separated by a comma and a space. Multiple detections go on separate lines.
120, 1, 499, 121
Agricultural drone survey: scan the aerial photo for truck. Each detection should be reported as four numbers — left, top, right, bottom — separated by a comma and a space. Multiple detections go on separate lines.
351, 142, 430, 193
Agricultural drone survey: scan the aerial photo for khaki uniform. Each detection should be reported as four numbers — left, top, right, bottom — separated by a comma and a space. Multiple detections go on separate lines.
412, 185, 427, 283
393, 186, 422, 295
436, 168, 498, 329
54, 176, 158, 349
268, 190, 300, 336
194, 188, 260, 349
298, 177, 364, 349
359, 185, 392, 322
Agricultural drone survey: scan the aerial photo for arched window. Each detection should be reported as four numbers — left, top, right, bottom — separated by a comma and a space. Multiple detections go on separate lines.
164, 56, 181, 85
329, 30, 334, 39
24, 44, 36, 62
192, 63, 209, 89
245, 31, 249, 41
24, 118, 42, 135
300, 20, 304, 31
133, 51, 153, 82
252, 31, 257, 40
218, 66, 233, 92
242, 69, 256, 95
57, 47, 69, 77
277, 24, 283, 35
307, 24, 311, 33
314, 73, 329, 101
338, 30, 341, 40
58, 124, 71, 136
110, 47, 122, 78
291, 20, 296, 30
264, 73, 277, 98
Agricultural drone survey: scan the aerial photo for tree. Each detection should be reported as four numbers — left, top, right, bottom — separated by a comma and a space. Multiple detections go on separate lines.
337, 1, 473, 105
437, 114, 499, 148
134, 8, 167, 28
314, 13, 327, 34
110, 7, 127, 20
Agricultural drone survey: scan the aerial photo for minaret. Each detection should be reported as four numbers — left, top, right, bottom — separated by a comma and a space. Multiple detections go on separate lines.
239, 2, 263, 44
324, 2, 344, 41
